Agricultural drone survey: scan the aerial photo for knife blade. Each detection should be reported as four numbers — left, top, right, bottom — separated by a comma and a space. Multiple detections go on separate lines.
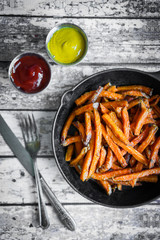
0, 114, 34, 176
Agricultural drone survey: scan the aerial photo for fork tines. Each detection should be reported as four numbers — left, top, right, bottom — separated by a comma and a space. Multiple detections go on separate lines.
20, 114, 39, 142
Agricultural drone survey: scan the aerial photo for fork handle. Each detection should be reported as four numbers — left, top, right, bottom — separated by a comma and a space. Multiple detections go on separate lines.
33, 160, 50, 229
40, 174, 76, 231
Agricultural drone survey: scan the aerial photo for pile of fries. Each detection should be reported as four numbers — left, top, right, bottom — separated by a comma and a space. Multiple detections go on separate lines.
61, 82, 160, 195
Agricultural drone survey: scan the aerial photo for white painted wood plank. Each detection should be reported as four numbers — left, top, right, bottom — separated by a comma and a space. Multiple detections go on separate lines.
0, 64, 160, 110
0, 205, 160, 240
0, 157, 160, 205
0, 157, 89, 204
0, 111, 55, 156
1, 18, 160, 63
0, 0, 159, 17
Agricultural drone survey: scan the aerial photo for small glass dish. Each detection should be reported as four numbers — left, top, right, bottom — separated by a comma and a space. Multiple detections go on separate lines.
8, 52, 51, 94
46, 23, 88, 66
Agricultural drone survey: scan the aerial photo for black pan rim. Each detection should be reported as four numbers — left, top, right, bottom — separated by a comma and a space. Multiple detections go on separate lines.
52, 67, 160, 208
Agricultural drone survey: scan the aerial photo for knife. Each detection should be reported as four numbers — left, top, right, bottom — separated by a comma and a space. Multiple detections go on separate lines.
0, 114, 76, 231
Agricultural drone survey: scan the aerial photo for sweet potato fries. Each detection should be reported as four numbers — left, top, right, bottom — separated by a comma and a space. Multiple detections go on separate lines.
62, 82, 160, 195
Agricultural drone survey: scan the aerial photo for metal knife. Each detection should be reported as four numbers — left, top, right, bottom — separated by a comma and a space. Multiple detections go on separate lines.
0, 114, 76, 231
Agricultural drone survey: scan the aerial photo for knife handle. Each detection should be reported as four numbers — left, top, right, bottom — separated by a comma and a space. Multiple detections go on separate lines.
40, 174, 76, 231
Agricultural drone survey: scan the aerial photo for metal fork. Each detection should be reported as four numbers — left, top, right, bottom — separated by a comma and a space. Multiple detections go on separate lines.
20, 114, 50, 229
20, 114, 76, 231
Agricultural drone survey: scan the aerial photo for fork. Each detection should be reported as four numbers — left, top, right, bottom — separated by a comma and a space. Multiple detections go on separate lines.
20, 114, 76, 231
20, 114, 50, 229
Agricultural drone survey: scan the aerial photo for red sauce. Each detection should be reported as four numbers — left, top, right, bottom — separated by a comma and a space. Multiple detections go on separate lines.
11, 55, 51, 93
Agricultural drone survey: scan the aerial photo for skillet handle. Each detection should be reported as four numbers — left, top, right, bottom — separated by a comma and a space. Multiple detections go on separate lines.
61, 90, 73, 105
148, 71, 160, 80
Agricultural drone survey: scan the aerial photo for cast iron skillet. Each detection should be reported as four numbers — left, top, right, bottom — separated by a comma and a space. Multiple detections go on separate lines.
52, 68, 160, 208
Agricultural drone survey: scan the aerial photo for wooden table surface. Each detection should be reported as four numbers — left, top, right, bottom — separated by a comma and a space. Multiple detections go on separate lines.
0, 1, 160, 239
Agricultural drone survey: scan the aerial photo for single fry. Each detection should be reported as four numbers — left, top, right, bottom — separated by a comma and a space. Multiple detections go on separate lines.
61, 111, 75, 143
84, 112, 92, 146
107, 85, 117, 92
111, 179, 141, 187
70, 146, 89, 167
99, 90, 124, 100
88, 109, 102, 177
130, 107, 140, 129
74, 103, 99, 115
102, 113, 130, 145
121, 107, 130, 139
103, 100, 128, 109
149, 136, 160, 168
114, 168, 160, 181
109, 111, 123, 130
99, 147, 113, 172
135, 162, 144, 172
80, 132, 95, 181
92, 168, 132, 180
100, 103, 110, 114
138, 175, 158, 183
75, 91, 94, 106
122, 90, 148, 98
103, 82, 111, 90
128, 99, 141, 110
114, 107, 122, 119
137, 125, 158, 153
73, 121, 85, 142
103, 97, 109, 102
98, 146, 107, 168
103, 147, 113, 170
109, 179, 132, 186
116, 85, 153, 96
65, 144, 74, 162
88, 86, 103, 103
134, 108, 148, 136
131, 127, 149, 147
62, 136, 81, 146
145, 146, 151, 159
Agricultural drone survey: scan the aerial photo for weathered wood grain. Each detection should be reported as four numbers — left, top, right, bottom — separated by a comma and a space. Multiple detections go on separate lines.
0, 111, 55, 156
0, 0, 160, 18
1, 63, 160, 110
0, 205, 160, 240
0, 157, 160, 205
0, 157, 89, 204
1, 17, 160, 63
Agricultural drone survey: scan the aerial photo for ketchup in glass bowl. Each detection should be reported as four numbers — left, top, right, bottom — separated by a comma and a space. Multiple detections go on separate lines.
9, 52, 51, 94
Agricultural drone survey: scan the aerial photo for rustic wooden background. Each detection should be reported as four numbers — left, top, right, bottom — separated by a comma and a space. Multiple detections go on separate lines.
0, 1, 160, 239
